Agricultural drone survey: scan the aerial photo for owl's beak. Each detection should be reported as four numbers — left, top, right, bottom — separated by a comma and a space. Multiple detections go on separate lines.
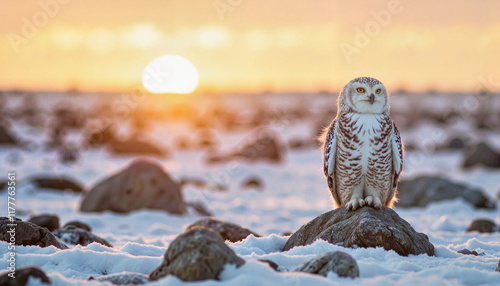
369, 93, 375, 104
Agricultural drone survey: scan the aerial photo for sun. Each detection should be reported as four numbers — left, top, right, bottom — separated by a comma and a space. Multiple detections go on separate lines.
142, 55, 199, 94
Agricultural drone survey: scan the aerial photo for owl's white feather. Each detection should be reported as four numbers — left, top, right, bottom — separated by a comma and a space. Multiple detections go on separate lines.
321, 77, 403, 211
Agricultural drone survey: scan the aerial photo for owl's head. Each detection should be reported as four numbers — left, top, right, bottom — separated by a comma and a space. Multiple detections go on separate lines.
338, 77, 389, 114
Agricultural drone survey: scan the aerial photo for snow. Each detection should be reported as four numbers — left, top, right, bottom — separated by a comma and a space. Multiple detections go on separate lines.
1, 91, 500, 285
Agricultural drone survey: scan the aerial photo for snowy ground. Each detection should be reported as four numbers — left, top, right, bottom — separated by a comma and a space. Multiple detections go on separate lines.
1, 91, 500, 285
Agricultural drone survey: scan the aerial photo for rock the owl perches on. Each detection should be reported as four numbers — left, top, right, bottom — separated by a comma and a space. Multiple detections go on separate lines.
321, 77, 403, 211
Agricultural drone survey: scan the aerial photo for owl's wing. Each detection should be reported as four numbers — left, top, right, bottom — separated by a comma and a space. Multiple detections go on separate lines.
322, 119, 340, 205
323, 119, 337, 176
391, 122, 404, 189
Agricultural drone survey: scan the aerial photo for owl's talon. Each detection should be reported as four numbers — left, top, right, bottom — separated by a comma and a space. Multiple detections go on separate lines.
365, 196, 382, 209
345, 197, 365, 211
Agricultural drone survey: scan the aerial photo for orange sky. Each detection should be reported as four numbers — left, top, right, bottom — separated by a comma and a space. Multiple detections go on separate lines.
1, 0, 500, 93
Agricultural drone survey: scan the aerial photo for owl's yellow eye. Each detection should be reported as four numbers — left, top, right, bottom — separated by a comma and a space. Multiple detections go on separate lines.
356, 87, 365, 93
375, 88, 381, 94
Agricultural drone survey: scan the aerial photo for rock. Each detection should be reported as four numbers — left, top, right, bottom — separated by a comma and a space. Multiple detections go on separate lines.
207, 129, 284, 164
240, 176, 264, 191
28, 214, 60, 232
447, 137, 466, 149
174, 136, 191, 150
80, 159, 187, 214
53, 225, 112, 247
283, 207, 434, 256
0, 266, 50, 285
149, 227, 245, 282
397, 176, 496, 209
0, 180, 7, 191
179, 177, 207, 188
466, 219, 497, 233
86, 124, 115, 147
462, 142, 500, 168
108, 137, 167, 157
59, 145, 80, 165
30, 176, 84, 193
288, 137, 315, 150
258, 259, 279, 271
495, 260, 500, 272
0, 124, 19, 146
294, 251, 359, 278
186, 202, 213, 217
212, 183, 228, 192
89, 272, 149, 285
457, 249, 479, 256
186, 217, 261, 242
63, 220, 92, 232
53, 106, 84, 129
0, 217, 68, 249
195, 128, 218, 149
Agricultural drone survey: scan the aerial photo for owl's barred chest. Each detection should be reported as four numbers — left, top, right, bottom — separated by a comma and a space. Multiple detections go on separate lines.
336, 113, 392, 172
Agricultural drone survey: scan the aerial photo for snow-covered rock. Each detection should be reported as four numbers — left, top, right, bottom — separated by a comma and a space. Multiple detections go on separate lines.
283, 207, 434, 256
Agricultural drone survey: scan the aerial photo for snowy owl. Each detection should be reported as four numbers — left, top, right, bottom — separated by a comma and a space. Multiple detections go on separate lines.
321, 77, 403, 211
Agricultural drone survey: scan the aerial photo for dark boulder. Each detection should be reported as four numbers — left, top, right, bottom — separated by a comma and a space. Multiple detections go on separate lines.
0, 266, 50, 285
62, 220, 92, 232
397, 176, 495, 209
186, 217, 261, 242
462, 142, 500, 168
447, 137, 466, 150
186, 202, 213, 217
80, 159, 187, 214
30, 176, 84, 193
194, 128, 218, 149
86, 124, 115, 147
457, 249, 479, 256
258, 259, 279, 271
53, 106, 84, 129
0, 124, 19, 146
53, 225, 112, 247
240, 176, 264, 191
108, 137, 167, 157
58, 145, 80, 165
149, 227, 245, 282
28, 214, 60, 232
466, 219, 497, 233
283, 207, 434, 257
288, 137, 315, 150
207, 129, 284, 164
89, 273, 149, 285
179, 177, 207, 188
294, 251, 359, 278
0, 180, 7, 191
0, 217, 67, 249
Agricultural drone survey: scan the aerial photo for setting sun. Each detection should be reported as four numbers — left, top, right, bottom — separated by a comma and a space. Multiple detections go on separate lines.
142, 54, 199, 94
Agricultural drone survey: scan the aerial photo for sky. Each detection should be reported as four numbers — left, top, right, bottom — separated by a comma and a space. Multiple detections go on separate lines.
1, 0, 500, 93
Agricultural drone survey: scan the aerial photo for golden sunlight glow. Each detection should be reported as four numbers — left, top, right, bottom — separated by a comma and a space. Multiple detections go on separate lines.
2, 1, 500, 93
142, 55, 199, 94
